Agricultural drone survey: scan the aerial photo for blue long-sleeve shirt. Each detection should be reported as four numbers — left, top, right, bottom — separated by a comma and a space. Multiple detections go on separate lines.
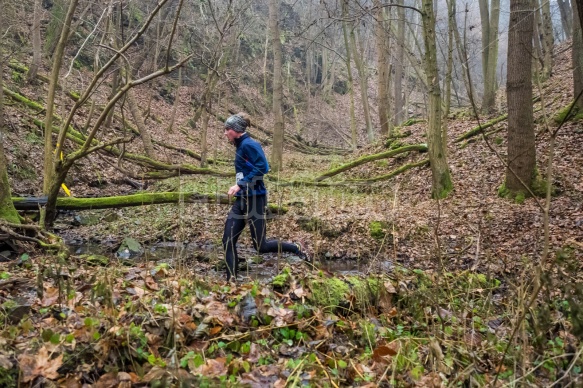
233, 133, 269, 196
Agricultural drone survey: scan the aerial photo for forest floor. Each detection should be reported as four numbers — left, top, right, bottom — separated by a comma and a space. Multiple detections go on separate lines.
1, 44, 583, 386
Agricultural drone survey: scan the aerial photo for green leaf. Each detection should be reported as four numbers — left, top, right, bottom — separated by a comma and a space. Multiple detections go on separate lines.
0, 272, 10, 280
42, 329, 54, 342
20, 253, 29, 261
240, 341, 251, 354
338, 360, 347, 369
50, 333, 61, 344
193, 353, 205, 368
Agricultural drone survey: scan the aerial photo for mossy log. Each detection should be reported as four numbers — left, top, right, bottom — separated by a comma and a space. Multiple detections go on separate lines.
314, 144, 428, 181
272, 159, 429, 187
12, 192, 288, 214
454, 114, 508, 143
307, 275, 392, 312
454, 96, 542, 143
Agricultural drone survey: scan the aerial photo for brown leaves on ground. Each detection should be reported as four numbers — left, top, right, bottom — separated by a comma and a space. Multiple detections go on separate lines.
18, 347, 63, 383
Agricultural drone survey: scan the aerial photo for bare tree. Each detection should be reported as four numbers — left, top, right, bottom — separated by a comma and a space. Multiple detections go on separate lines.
41, 0, 79, 204
42, 0, 191, 226
557, 0, 573, 40
505, 0, 536, 195
342, 0, 358, 149
348, 11, 374, 142
375, 0, 391, 137
479, 0, 500, 114
28, 0, 43, 83
573, 1, 583, 110
421, 0, 452, 198
393, 0, 406, 126
269, 0, 285, 172
0, 1, 20, 224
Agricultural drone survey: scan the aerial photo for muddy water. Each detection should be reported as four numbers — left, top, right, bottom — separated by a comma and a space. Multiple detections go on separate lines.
66, 241, 380, 281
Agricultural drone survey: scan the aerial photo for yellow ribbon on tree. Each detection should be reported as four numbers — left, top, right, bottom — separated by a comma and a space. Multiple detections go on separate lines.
55, 143, 72, 197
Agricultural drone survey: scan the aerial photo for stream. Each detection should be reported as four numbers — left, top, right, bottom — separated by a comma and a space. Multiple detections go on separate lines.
65, 240, 387, 281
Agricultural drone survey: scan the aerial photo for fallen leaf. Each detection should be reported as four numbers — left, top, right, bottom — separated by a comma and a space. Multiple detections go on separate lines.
384, 281, 397, 294
142, 366, 168, 383
94, 372, 119, 388
126, 286, 145, 297
205, 301, 234, 326
194, 358, 227, 377
18, 347, 63, 382
41, 287, 60, 307
266, 306, 295, 327
372, 344, 398, 363
145, 276, 159, 291
0, 354, 13, 369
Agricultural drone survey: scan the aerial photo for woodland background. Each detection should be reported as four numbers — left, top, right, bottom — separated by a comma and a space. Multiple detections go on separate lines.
0, 0, 582, 386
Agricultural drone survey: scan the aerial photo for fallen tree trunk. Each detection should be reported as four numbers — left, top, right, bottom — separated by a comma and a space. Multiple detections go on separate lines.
454, 96, 542, 143
314, 144, 428, 181
12, 192, 287, 214
272, 159, 429, 187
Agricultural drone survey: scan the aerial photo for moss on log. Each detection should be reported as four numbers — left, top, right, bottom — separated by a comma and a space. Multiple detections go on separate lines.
455, 96, 542, 143
3, 87, 46, 112
307, 275, 391, 312
314, 144, 428, 181
454, 114, 508, 143
273, 159, 429, 187
12, 192, 288, 214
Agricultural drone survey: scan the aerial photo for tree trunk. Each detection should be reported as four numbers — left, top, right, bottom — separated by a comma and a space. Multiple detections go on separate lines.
541, 0, 554, 79
127, 90, 156, 158
480, 0, 500, 114
575, 0, 583, 40
375, 0, 390, 137
200, 97, 210, 168
393, 0, 406, 127
453, 3, 476, 109
0, 7, 20, 224
534, 0, 553, 80
443, 0, 455, 147
28, 0, 42, 83
269, 0, 285, 172
421, 0, 453, 199
42, 0, 79, 198
105, 4, 122, 128
557, 0, 573, 40
342, 0, 357, 150
167, 67, 182, 133
573, 1, 583, 111
350, 24, 374, 142
506, 0, 536, 194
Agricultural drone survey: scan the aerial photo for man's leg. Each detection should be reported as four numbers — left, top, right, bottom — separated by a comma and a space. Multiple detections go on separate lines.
222, 198, 246, 280
248, 195, 298, 254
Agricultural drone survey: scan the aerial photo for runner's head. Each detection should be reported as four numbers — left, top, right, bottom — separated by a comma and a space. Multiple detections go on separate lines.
224, 113, 250, 142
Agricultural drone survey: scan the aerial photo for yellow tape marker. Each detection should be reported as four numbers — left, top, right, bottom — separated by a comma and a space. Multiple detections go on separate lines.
55, 144, 71, 196
61, 183, 71, 196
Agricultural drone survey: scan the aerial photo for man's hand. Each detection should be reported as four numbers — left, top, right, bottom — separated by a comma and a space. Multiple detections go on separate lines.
228, 185, 241, 196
